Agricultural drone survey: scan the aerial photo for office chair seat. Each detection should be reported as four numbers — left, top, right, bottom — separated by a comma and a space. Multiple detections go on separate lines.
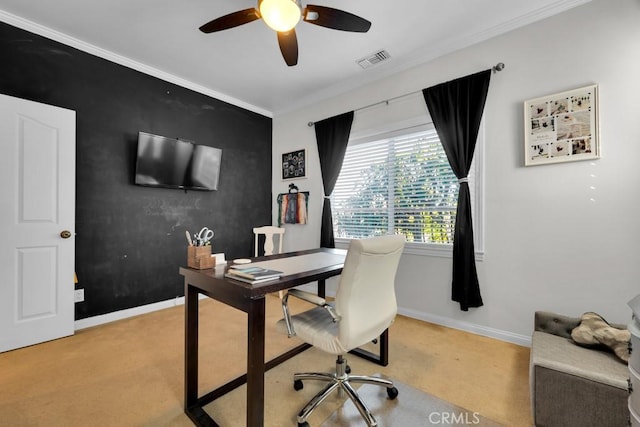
277, 235, 405, 427
284, 304, 346, 355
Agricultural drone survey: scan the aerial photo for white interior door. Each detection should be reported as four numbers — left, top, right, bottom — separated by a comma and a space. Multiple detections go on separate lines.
0, 94, 76, 353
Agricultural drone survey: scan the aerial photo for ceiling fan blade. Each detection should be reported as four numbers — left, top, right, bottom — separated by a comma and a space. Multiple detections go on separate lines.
277, 30, 298, 66
303, 5, 371, 32
199, 8, 260, 33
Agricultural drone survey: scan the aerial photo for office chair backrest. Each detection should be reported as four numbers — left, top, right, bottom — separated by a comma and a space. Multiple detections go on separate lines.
253, 226, 285, 257
335, 235, 405, 351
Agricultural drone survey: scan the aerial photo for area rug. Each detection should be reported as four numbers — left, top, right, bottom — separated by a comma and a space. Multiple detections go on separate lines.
320, 376, 504, 426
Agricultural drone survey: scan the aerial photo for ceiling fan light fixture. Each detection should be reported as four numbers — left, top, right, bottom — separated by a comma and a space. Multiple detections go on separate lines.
259, 0, 301, 32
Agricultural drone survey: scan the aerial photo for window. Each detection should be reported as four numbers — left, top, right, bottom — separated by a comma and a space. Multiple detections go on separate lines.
331, 124, 483, 257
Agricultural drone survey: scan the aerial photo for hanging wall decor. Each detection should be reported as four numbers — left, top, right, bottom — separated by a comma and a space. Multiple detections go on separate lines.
524, 84, 599, 166
276, 183, 309, 226
281, 149, 306, 180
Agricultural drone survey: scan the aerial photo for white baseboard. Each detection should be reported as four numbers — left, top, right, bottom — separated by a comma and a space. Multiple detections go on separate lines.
74, 295, 202, 331
397, 307, 532, 347
287, 285, 532, 347
74, 293, 531, 347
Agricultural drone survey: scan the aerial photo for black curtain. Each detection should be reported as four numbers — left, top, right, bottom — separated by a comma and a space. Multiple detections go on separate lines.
422, 69, 491, 311
314, 111, 354, 248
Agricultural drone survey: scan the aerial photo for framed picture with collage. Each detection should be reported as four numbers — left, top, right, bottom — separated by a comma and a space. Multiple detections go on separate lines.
524, 84, 599, 166
281, 149, 306, 180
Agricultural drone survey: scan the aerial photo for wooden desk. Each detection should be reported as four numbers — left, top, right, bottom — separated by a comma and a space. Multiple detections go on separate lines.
180, 248, 389, 427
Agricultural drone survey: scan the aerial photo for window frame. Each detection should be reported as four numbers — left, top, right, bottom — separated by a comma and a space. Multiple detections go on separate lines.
332, 121, 485, 260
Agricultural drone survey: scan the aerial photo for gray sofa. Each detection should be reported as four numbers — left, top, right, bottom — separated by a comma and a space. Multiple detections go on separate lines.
530, 311, 629, 427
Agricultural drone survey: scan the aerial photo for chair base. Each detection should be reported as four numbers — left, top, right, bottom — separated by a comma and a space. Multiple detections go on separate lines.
293, 355, 398, 427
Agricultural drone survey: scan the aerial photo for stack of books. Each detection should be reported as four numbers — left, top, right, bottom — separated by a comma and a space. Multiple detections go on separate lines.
224, 265, 283, 284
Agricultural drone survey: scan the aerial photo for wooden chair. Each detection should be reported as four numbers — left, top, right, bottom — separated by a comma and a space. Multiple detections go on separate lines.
253, 226, 285, 298
253, 226, 285, 257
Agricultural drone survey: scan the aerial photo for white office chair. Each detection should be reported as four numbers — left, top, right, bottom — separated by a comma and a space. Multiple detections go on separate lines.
253, 226, 285, 257
254, 225, 285, 298
278, 235, 405, 427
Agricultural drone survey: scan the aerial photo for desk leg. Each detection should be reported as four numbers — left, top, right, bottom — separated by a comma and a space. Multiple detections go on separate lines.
379, 328, 389, 365
247, 297, 266, 427
317, 279, 326, 298
316, 278, 388, 366
184, 283, 199, 411
349, 328, 389, 366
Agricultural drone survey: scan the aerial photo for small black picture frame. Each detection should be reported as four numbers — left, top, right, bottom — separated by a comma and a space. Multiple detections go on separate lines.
281, 149, 306, 180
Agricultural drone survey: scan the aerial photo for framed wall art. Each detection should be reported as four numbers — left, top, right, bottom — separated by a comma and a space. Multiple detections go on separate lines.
524, 84, 599, 166
281, 149, 306, 180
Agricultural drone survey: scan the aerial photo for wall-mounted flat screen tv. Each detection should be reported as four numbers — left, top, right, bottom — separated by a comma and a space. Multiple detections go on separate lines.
134, 132, 222, 191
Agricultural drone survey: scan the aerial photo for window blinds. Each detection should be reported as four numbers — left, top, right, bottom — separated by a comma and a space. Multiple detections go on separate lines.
331, 128, 459, 244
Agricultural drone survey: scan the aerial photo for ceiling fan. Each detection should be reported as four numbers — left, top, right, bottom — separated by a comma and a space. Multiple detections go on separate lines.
199, 0, 371, 66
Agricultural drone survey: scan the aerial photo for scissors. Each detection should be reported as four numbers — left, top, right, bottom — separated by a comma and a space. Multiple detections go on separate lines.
195, 227, 214, 246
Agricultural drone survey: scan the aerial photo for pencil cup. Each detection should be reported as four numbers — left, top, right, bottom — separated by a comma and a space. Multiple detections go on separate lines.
187, 246, 216, 269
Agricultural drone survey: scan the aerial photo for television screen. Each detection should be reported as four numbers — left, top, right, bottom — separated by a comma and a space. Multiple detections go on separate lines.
134, 132, 222, 191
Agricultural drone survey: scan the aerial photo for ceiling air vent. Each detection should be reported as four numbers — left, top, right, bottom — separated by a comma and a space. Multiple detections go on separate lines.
356, 49, 391, 69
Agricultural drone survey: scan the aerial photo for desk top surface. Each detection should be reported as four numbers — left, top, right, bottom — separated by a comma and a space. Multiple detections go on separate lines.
246, 251, 346, 276
179, 247, 347, 300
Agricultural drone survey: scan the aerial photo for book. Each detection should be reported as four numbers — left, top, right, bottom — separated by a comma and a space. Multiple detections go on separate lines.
224, 272, 280, 285
226, 266, 283, 281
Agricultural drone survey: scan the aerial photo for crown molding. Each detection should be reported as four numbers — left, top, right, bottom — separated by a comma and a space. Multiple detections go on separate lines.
276, 0, 593, 115
0, 9, 273, 118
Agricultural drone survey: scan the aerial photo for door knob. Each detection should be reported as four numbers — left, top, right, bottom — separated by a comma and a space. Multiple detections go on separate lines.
60, 230, 72, 239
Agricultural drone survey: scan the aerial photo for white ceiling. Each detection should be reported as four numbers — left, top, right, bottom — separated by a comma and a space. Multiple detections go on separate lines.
0, 0, 589, 116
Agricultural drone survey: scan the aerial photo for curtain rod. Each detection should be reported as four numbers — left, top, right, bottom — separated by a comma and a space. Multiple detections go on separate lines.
307, 62, 505, 127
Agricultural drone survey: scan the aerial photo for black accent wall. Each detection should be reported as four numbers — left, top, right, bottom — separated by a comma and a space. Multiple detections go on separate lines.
0, 22, 272, 319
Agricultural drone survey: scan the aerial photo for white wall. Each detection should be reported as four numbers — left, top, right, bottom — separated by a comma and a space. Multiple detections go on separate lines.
272, 0, 640, 345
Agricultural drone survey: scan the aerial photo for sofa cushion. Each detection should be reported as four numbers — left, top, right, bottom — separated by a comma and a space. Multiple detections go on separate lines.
531, 331, 628, 390
534, 311, 580, 339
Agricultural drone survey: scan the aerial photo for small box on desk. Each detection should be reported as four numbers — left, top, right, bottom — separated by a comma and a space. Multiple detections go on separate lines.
187, 246, 216, 269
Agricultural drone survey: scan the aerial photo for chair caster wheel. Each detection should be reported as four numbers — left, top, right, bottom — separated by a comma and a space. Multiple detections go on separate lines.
345, 365, 351, 374
298, 422, 309, 427
294, 379, 304, 391
387, 386, 399, 400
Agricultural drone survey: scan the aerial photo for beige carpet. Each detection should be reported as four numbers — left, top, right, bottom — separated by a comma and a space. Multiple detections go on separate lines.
0, 296, 532, 426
